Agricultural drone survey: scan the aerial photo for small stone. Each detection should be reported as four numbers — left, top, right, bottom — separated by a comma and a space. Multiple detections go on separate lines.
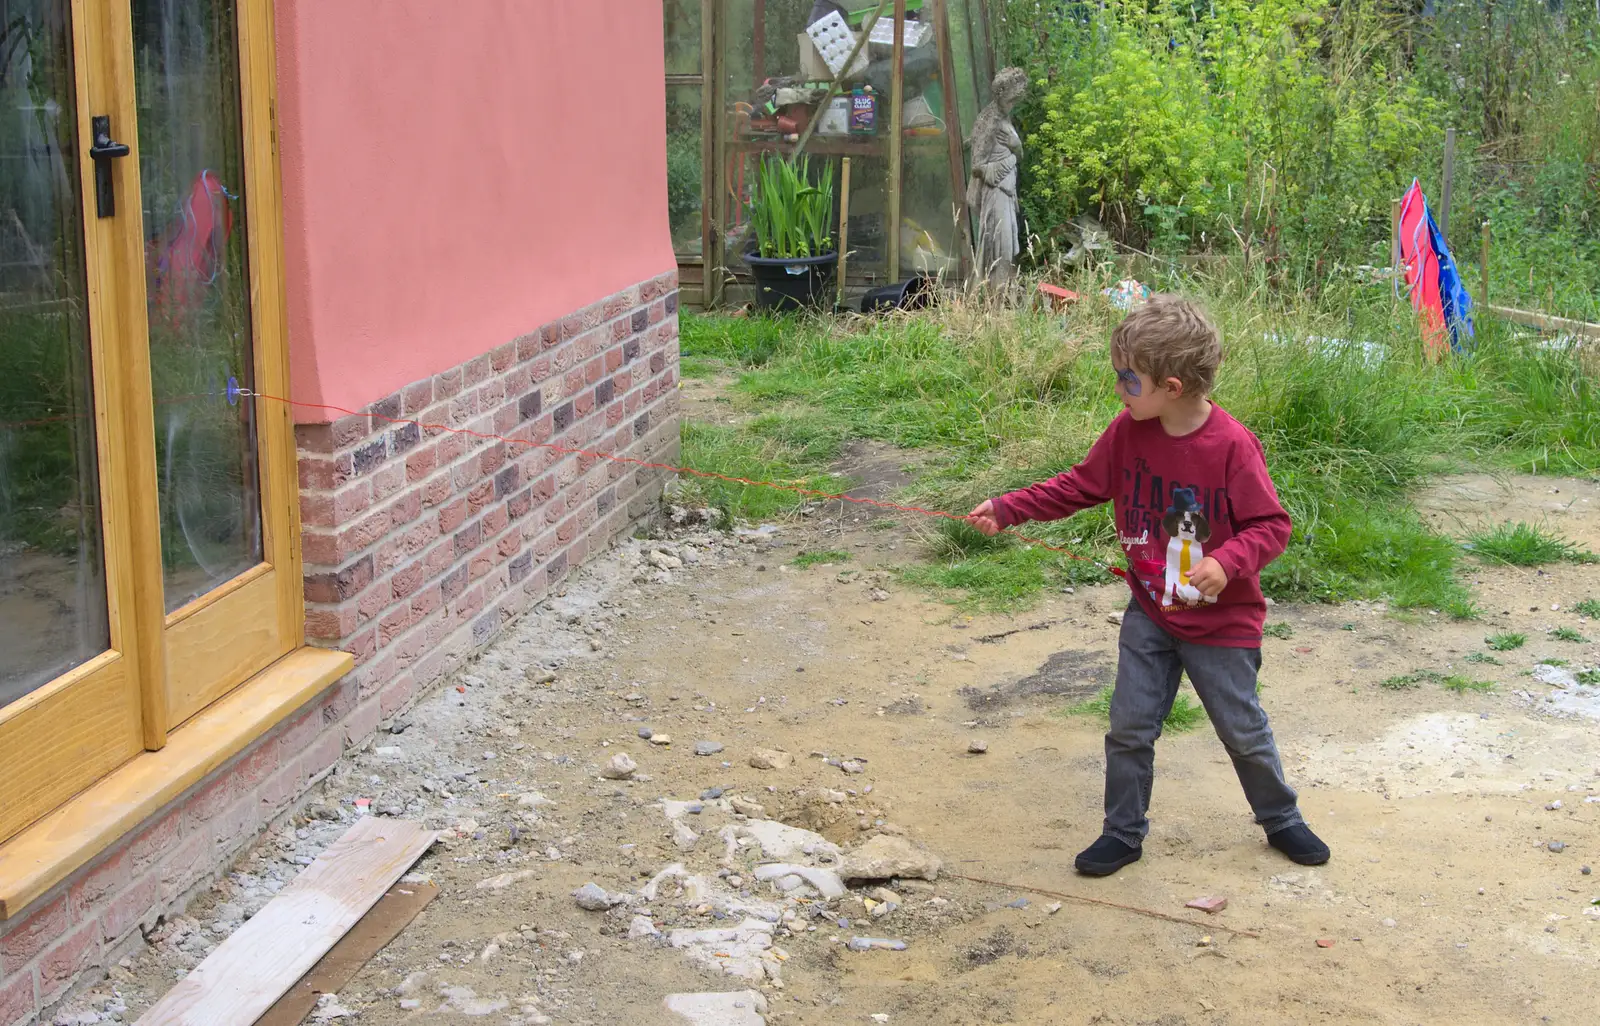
388, 719, 412, 735
527, 669, 557, 685
871, 588, 891, 602
649, 551, 683, 570
694, 741, 724, 757
628, 915, 660, 940
1107, 611, 1124, 625
1546, 801, 1563, 811
1185, 896, 1228, 913
638, 727, 653, 740
967, 739, 989, 755
1316, 938, 1335, 948
572, 882, 621, 911
749, 748, 793, 771
1381, 918, 1397, 928
648, 734, 673, 746
1582, 865, 1592, 875
847, 937, 907, 952
839, 759, 865, 775
477, 869, 537, 891
601, 753, 638, 780
1548, 840, 1567, 852
700, 786, 725, 800
840, 835, 942, 882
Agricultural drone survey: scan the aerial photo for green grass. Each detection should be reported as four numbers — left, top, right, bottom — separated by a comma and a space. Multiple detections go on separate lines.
792, 549, 851, 568
1063, 686, 1208, 732
677, 270, 1600, 612
1466, 652, 1502, 665
1486, 632, 1527, 651
1573, 599, 1600, 619
1465, 522, 1596, 567
1380, 670, 1432, 690
1263, 622, 1295, 640
1551, 626, 1588, 643
1577, 668, 1600, 686
679, 356, 723, 379
1377, 668, 1490, 692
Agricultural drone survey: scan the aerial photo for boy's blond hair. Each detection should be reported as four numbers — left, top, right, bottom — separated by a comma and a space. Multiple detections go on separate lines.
1111, 294, 1223, 397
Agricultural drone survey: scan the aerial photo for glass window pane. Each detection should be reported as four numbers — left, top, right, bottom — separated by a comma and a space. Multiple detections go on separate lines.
0, 0, 111, 706
664, 0, 702, 75
667, 84, 705, 260
132, 0, 263, 611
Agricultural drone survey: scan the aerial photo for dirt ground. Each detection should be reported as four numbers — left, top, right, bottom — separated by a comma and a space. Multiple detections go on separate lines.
55, 460, 1600, 1026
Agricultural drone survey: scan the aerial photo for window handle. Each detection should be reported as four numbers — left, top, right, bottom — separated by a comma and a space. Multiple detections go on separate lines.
89, 115, 131, 218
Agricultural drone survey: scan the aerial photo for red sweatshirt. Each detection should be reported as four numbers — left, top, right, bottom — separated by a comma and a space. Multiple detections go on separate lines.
992, 405, 1292, 647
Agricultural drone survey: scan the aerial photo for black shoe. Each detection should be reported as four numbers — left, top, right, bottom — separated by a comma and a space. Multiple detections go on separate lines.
1268, 824, 1330, 866
1075, 835, 1142, 876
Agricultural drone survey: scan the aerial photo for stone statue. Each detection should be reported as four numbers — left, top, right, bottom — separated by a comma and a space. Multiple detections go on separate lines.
966, 67, 1028, 284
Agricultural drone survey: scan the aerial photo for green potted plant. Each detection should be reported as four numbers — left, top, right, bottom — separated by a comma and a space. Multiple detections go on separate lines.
745, 154, 837, 311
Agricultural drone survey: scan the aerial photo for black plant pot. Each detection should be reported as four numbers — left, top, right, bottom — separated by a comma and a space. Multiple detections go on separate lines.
745, 250, 838, 312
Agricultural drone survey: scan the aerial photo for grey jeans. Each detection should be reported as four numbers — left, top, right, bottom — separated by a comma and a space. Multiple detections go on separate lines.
1103, 602, 1303, 846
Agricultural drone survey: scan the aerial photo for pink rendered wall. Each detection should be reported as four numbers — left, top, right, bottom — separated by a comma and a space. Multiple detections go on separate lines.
274, 0, 673, 417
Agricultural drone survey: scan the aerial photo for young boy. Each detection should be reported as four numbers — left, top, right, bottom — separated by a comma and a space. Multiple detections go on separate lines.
966, 295, 1329, 876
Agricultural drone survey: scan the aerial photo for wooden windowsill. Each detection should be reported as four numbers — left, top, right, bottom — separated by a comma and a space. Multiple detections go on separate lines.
0, 646, 353, 919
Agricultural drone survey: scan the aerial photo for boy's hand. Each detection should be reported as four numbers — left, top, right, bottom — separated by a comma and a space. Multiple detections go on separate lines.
966, 500, 1002, 537
1188, 556, 1229, 597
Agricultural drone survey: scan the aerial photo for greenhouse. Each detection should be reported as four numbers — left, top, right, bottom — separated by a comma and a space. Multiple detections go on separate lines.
665, 0, 998, 307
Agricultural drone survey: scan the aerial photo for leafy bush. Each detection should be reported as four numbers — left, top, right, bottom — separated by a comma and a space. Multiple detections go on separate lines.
995, 0, 1598, 314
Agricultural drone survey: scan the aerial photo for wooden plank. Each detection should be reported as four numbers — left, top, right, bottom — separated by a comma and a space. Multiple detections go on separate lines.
1484, 304, 1600, 340
0, 646, 352, 918
256, 881, 440, 1026
136, 818, 436, 1026
887, 0, 907, 282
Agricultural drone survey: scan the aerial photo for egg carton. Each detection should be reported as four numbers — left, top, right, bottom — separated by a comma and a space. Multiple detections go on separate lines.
804, 10, 869, 78
868, 17, 931, 49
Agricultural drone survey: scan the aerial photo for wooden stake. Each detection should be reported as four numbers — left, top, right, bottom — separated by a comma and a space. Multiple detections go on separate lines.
1480, 220, 1490, 307
1440, 127, 1456, 238
1391, 198, 1402, 287
887, 0, 906, 282
838, 157, 853, 308
932, 0, 971, 280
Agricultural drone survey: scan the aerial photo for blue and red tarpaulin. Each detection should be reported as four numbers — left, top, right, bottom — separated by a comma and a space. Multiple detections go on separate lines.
1398, 178, 1474, 359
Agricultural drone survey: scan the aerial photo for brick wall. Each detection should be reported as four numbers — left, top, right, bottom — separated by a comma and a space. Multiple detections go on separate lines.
0, 272, 679, 1025
295, 271, 680, 717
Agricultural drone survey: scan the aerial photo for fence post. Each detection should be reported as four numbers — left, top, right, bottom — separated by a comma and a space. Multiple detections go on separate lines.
1480, 220, 1490, 307
1439, 127, 1456, 239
